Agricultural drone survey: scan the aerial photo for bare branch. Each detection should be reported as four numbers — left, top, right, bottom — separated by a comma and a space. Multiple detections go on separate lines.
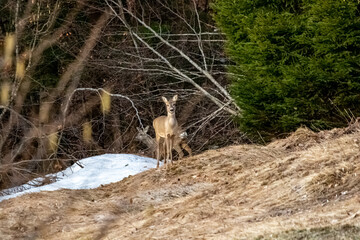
106, 0, 241, 116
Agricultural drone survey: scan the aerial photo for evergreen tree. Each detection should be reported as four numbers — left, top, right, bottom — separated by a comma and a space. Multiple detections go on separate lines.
213, 0, 360, 139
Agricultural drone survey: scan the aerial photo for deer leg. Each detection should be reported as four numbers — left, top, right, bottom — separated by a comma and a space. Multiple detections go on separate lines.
156, 145, 160, 168
155, 136, 160, 168
162, 140, 166, 164
169, 135, 174, 164
174, 144, 184, 159
181, 142, 192, 157
156, 147, 160, 168
165, 136, 170, 168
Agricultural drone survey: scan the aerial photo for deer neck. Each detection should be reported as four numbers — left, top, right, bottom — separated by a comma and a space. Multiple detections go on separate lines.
165, 113, 178, 136
166, 113, 177, 127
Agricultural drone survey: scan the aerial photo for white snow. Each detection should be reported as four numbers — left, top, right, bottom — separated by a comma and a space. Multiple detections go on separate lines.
0, 154, 158, 202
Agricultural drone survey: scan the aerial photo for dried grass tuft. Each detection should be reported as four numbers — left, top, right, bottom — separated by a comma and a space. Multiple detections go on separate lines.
269, 119, 360, 152
82, 121, 93, 143
0, 82, 11, 105
268, 127, 320, 151
100, 89, 111, 114
307, 162, 360, 200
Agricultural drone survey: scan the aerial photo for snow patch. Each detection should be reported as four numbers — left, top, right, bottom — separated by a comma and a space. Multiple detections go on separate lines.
0, 154, 158, 202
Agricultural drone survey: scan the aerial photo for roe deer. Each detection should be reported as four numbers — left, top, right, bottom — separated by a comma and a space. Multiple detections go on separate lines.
153, 95, 179, 168
135, 126, 192, 159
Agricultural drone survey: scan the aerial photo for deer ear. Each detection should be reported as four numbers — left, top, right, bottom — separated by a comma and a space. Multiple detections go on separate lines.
144, 125, 149, 133
173, 95, 178, 102
161, 96, 168, 103
136, 127, 141, 131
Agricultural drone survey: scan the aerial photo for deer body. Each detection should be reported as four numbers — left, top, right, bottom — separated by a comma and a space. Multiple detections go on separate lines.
135, 126, 155, 153
135, 126, 192, 159
153, 95, 179, 168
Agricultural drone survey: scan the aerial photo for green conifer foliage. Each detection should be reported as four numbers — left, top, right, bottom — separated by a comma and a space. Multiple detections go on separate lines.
213, 0, 360, 139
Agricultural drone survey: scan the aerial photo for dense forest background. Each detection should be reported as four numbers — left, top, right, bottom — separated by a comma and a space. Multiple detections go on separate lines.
1, 0, 360, 190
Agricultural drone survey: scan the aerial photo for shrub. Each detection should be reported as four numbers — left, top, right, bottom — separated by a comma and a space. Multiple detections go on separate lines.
213, 0, 360, 139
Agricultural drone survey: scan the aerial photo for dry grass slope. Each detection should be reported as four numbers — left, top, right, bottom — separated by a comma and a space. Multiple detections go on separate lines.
1, 122, 360, 239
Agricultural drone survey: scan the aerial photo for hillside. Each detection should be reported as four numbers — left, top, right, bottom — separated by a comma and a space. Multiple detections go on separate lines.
1, 122, 360, 239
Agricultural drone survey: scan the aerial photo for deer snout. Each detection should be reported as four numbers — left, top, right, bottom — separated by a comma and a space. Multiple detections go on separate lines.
169, 107, 175, 113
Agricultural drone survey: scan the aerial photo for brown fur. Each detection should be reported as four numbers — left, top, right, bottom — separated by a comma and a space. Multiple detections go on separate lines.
153, 95, 179, 168
135, 126, 192, 159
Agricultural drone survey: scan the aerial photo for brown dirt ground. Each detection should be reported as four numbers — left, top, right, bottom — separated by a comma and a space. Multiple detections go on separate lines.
1, 123, 360, 239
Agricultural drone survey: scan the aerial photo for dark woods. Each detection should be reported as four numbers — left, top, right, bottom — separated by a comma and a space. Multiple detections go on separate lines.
0, 0, 243, 190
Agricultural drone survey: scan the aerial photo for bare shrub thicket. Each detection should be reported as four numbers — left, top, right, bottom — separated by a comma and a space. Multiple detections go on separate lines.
0, 0, 245, 190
